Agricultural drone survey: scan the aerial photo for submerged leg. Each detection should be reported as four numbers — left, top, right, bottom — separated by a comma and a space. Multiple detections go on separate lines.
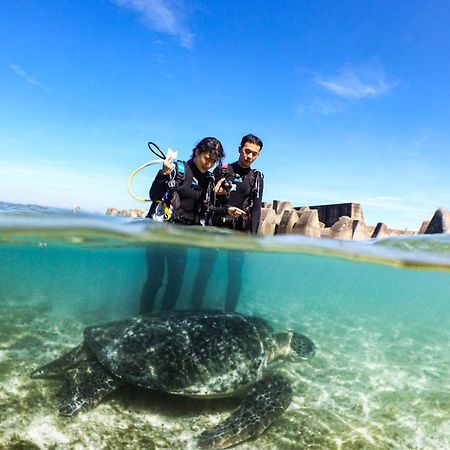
58, 360, 122, 416
30, 344, 88, 379
198, 373, 293, 449
160, 246, 187, 311
190, 248, 219, 310
140, 244, 167, 314
224, 251, 245, 313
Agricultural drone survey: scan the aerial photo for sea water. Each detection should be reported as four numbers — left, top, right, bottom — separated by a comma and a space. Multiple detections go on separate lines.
1, 201, 450, 449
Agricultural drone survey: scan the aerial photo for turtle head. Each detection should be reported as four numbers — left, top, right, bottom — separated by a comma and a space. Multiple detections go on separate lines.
289, 332, 316, 360
272, 331, 316, 361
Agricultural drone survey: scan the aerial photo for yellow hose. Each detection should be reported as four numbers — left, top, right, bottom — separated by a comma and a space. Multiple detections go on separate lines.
127, 159, 163, 202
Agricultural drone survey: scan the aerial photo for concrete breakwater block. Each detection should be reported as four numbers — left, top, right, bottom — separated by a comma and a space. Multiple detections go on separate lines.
418, 220, 430, 234
329, 216, 354, 240
327, 217, 371, 240
276, 209, 300, 234
425, 209, 450, 234
272, 200, 293, 215
352, 219, 371, 241
258, 208, 279, 235
310, 202, 364, 228
293, 208, 321, 238
372, 222, 391, 239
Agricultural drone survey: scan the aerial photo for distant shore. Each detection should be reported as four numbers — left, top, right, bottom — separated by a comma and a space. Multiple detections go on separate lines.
105, 201, 450, 240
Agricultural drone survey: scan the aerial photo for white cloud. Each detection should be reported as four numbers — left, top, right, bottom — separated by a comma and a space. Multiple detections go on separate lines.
113, 0, 194, 48
412, 128, 441, 147
9, 64, 49, 91
315, 64, 396, 99
298, 97, 347, 117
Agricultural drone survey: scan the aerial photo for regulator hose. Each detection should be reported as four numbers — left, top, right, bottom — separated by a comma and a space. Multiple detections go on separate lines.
127, 158, 164, 202
127, 141, 178, 202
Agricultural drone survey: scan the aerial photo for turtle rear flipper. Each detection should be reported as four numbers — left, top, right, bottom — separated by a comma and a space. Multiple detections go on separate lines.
58, 360, 122, 416
30, 344, 88, 379
198, 374, 293, 449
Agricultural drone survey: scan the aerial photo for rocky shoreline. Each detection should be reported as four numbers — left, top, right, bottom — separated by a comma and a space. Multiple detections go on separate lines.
105, 202, 450, 240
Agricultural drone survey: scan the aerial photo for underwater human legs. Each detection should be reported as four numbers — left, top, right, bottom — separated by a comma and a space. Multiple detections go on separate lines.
190, 248, 219, 310
159, 246, 188, 311
224, 251, 245, 312
140, 244, 167, 314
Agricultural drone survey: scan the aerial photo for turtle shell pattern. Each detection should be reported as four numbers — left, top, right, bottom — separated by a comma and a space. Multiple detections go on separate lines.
84, 312, 277, 397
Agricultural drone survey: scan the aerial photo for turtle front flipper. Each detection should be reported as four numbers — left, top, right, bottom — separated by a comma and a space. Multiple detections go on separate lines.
31, 344, 88, 379
58, 360, 122, 416
198, 374, 293, 449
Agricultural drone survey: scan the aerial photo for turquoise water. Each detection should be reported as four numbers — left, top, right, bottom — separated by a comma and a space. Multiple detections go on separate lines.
1, 201, 450, 449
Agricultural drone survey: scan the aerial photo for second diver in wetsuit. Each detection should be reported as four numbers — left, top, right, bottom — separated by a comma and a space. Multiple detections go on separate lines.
190, 133, 264, 312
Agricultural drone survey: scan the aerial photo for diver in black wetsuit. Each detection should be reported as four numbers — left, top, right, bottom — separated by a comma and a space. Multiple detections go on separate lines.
190, 134, 264, 312
140, 137, 225, 314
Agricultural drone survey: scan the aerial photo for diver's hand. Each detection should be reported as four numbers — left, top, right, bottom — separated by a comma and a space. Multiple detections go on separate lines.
161, 155, 174, 176
228, 206, 246, 218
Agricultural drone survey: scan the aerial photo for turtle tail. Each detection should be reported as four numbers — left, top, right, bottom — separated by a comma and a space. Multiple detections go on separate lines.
30, 343, 88, 379
197, 373, 293, 449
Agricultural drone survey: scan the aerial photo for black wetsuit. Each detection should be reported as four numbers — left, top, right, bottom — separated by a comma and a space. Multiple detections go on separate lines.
211, 162, 264, 233
140, 159, 213, 314
191, 162, 264, 312
149, 159, 213, 225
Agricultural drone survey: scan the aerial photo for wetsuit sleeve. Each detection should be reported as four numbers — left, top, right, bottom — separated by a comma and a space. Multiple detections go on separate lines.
212, 206, 229, 216
149, 170, 170, 201
250, 173, 264, 234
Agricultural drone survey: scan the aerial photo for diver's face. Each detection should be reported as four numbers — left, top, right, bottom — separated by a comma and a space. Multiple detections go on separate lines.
238, 142, 261, 168
194, 150, 218, 172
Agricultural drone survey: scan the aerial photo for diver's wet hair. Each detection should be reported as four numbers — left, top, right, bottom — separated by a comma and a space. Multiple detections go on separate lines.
192, 137, 225, 161
240, 134, 263, 151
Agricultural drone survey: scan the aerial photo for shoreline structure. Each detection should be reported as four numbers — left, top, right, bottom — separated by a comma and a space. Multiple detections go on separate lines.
106, 202, 450, 240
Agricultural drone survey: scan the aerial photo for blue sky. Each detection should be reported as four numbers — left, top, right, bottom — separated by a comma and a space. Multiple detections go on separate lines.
1, 0, 449, 230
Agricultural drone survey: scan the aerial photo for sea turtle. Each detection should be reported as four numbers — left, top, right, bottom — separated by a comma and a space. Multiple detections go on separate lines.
31, 311, 315, 448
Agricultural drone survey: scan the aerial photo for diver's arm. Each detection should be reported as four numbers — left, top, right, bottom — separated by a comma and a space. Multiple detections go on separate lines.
149, 171, 170, 201
149, 154, 175, 201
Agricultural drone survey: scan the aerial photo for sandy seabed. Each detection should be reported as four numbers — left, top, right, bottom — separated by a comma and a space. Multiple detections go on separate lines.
1, 297, 450, 450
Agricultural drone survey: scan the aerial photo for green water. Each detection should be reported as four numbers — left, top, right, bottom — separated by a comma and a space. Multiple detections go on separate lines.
1, 206, 450, 449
